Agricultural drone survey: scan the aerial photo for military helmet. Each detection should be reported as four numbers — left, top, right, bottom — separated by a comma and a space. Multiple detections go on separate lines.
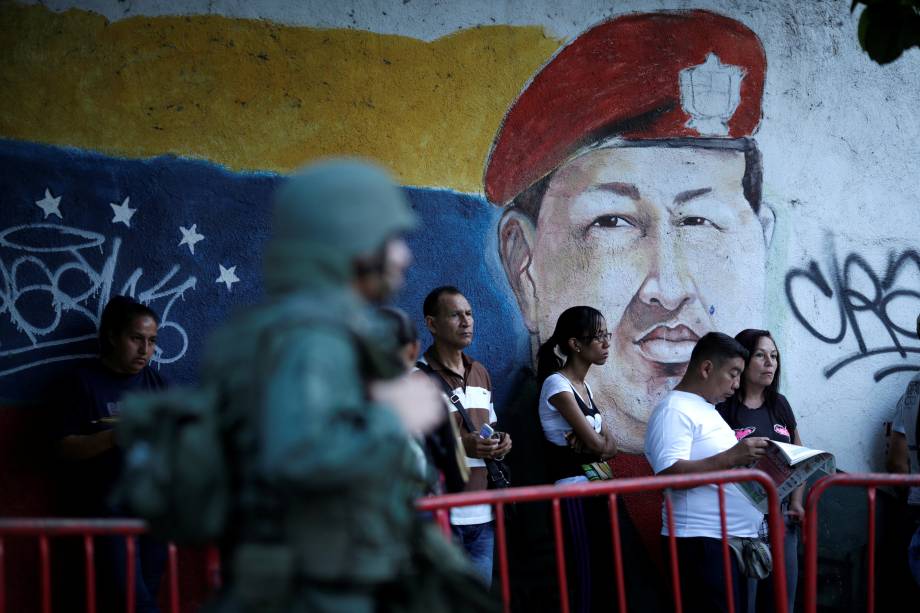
264, 159, 416, 294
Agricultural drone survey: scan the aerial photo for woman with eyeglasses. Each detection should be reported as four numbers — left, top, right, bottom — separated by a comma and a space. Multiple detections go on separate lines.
537, 306, 618, 482
536, 306, 619, 612
716, 329, 804, 613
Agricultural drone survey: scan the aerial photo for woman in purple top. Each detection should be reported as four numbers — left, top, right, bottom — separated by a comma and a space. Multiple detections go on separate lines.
716, 329, 804, 613
56, 295, 167, 613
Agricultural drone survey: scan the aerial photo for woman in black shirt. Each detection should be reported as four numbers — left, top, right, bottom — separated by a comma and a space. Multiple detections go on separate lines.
717, 328, 803, 613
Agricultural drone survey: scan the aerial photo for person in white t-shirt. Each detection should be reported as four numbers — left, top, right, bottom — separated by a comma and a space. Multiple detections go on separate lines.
536, 306, 617, 612
418, 286, 512, 587
537, 306, 618, 484
645, 332, 769, 613
884, 313, 920, 599
536, 306, 666, 612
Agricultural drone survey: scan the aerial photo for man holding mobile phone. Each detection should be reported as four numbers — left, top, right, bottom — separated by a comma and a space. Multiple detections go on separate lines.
418, 286, 512, 586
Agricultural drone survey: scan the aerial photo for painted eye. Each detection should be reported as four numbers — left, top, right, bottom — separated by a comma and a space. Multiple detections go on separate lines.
590, 215, 635, 229
678, 216, 721, 229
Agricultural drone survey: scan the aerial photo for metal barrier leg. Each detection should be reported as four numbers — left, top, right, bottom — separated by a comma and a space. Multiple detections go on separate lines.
607, 494, 627, 613
664, 491, 683, 613
39, 535, 51, 613
494, 502, 511, 613
867, 487, 877, 613
765, 503, 788, 613
804, 494, 818, 613
0, 537, 6, 613
167, 542, 180, 613
84, 534, 96, 613
717, 485, 736, 613
551, 498, 571, 613
435, 509, 451, 537
125, 536, 137, 613
206, 546, 222, 592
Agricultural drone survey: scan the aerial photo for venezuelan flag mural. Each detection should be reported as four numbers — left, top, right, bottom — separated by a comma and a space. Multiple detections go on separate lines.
0, 3, 555, 408
2, 1, 920, 475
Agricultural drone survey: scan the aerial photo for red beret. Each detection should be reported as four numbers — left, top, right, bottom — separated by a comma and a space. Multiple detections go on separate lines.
484, 10, 766, 205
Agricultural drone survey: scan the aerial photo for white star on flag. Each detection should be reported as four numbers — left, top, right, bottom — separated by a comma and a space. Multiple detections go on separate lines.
216, 264, 240, 291
110, 197, 137, 227
178, 224, 205, 254
35, 188, 62, 218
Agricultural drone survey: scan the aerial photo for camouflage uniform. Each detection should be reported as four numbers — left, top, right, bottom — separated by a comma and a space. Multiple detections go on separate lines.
201, 161, 493, 612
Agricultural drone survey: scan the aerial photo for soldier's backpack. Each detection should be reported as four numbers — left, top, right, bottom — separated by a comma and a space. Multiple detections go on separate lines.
114, 385, 231, 544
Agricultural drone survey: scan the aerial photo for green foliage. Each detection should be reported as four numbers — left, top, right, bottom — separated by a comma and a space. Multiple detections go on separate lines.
852, 0, 920, 64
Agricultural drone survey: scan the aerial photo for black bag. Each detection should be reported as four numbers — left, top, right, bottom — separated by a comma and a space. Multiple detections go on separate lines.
416, 361, 511, 489
116, 385, 231, 544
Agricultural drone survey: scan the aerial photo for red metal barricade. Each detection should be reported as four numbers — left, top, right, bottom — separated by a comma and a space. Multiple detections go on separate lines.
1, 470, 786, 613
417, 468, 788, 613
0, 518, 220, 613
803, 472, 920, 613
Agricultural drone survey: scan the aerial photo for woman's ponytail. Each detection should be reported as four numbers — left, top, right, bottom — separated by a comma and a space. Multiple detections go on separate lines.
536, 335, 564, 383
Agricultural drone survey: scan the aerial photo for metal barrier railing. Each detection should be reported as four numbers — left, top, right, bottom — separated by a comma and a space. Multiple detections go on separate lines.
0, 518, 220, 613
0, 469, 786, 613
417, 468, 787, 613
803, 472, 920, 613
8, 473, 920, 612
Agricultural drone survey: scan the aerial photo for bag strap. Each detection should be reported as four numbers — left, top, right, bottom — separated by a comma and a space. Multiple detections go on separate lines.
415, 360, 509, 486
415, 360, 477, 434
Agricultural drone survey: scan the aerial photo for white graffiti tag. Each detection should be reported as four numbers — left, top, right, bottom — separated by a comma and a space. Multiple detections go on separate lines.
0, 223, 197, 377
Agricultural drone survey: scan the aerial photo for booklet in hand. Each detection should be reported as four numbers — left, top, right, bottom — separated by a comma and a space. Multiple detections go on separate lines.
737, 441, 836, 514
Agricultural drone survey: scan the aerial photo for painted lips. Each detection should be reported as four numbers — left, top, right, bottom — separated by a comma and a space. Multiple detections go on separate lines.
634, 324, 701, 363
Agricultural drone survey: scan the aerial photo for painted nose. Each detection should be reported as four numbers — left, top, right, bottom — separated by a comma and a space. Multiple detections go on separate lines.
636, 230, 695, 312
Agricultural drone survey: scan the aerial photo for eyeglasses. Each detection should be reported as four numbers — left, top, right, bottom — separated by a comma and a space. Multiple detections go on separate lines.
581, 332, 612, 343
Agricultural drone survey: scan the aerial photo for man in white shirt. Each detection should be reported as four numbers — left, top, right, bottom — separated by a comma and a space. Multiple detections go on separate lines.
645, 332, 768, 612
418, 286, 512, 586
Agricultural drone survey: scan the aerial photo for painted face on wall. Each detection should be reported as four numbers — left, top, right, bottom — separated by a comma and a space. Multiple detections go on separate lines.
501, 144, 773, 452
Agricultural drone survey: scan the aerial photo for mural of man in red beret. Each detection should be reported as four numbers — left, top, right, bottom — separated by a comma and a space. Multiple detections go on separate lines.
490, 10, 776, 456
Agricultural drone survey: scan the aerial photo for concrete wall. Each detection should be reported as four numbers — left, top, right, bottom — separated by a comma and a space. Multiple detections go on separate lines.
2, 0, 919, 473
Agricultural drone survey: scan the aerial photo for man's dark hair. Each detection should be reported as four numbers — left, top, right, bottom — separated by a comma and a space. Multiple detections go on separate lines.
687, 331, 749, 369
378, 306, 418, 346
98, 295, 160, 356
509, 137, 763, 222
422, 285, 463, 318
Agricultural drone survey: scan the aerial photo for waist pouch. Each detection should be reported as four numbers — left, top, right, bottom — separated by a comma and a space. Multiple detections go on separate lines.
728, 537, 772, 580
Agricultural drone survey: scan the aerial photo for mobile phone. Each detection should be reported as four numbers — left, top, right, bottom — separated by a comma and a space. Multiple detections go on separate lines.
479, 423, 495, 439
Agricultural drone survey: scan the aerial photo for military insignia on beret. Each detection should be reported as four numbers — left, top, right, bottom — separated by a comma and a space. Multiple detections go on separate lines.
679, 53, 745, 137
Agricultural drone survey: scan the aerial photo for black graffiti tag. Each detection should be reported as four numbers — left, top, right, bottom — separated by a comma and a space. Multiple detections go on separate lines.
784, 249, 920, 381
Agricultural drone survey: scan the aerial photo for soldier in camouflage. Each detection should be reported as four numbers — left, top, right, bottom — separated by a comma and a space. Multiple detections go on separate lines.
201, 160, 494, 612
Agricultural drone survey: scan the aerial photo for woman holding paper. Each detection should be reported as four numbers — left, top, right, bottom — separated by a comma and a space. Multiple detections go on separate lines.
717, 328, 804, 613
